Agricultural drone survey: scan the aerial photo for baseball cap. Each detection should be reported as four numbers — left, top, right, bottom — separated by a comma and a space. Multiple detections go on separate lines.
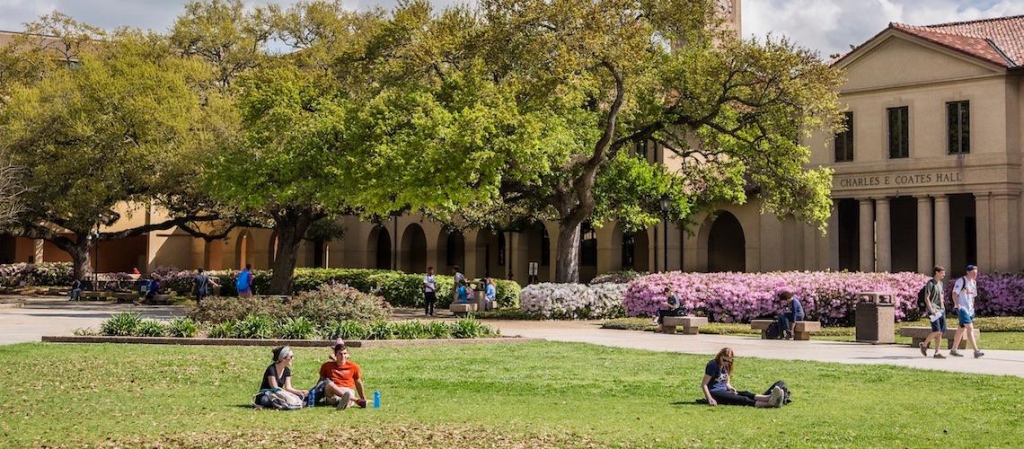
966, 264, 977, 272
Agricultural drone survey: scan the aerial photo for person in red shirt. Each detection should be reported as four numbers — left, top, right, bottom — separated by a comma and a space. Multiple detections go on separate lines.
318, 343, 366, 410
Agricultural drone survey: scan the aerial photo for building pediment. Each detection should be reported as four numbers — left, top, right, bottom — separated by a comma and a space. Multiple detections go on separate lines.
837, 30, 1005, 92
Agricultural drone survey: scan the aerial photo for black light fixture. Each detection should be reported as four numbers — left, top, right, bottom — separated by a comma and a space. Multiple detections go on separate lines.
660, 195, 671, 272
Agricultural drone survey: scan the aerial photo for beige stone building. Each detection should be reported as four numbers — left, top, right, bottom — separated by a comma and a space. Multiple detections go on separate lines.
11, 6, 1020, 284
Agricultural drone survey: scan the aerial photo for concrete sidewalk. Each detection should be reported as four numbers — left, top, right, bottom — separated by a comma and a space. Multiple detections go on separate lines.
489, 320, 1024, 378
0, 299, 183, 345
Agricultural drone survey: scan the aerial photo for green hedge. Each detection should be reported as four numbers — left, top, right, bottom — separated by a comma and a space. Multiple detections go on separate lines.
160, 268, 520, 309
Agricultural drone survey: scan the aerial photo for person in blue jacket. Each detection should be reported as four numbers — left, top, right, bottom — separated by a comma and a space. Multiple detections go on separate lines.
777, 291, 805, 340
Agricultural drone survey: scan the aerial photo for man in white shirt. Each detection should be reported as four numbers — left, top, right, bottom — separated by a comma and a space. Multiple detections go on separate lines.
950, 265, 984, 358
423, 266, 437, 317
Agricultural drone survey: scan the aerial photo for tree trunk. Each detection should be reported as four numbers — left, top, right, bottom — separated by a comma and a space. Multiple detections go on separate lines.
268, 212, 315, 295
554, 219, 582, 283
68, 234, 93, 282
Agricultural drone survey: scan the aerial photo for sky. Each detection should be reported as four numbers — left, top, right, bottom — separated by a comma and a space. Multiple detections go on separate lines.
3, 0, 1024, 58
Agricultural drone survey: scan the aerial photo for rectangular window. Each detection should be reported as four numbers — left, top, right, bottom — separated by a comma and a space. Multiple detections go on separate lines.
834, 112, 854, 162
947, 101, 970, 154
579, 225, 597, 267
635, 139, 648, 160
888, 106, 909, 159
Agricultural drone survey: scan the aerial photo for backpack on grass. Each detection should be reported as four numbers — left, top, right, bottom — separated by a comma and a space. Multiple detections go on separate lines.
763, 380, 793, 405
254, 389, 303, 410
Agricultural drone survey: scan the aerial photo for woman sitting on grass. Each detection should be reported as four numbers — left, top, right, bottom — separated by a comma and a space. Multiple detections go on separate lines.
701, 347, 784, 408
256, 346, 307, 407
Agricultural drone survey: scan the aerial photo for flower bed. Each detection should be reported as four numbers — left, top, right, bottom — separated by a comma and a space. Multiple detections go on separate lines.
943, 272, 1024, 317
90, 311, 498, 341
519, 283, 627, 319
152, 267, 520, 309
623, 271, 931, 325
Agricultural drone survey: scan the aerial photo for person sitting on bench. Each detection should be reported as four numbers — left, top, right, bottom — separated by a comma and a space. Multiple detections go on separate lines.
650, 287, 685, 326
777, 291, 804, 340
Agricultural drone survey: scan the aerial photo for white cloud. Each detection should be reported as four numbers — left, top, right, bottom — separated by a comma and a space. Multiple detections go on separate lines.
3, 1, 1024, 58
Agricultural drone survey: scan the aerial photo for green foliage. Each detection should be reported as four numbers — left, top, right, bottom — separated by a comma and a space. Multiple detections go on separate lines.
168, 318, 200, 338
320, 321, 369, 341
233, 314, 275, 339
135, 320, 168, 337
390, 321, 432, 340
474, 309, 545, 320
276, 317, 317, 340
72, 327, 99, 336
101, 312, 143, 337
207, 321, 236, 338
427, 321, 453, 339
365, 320, 394, 341
451, 317, 498, 339
290, 284, 392, 327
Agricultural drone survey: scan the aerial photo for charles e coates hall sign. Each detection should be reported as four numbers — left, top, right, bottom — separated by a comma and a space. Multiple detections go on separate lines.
835, 171, 964, 190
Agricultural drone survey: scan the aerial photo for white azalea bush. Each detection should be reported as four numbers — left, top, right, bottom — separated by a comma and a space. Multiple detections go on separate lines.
519, 283, 627, 319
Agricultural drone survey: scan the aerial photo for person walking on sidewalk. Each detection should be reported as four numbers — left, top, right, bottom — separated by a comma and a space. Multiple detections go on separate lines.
919, 266, 947, 359
950, 265, 984, 358
423, 266, 437, 317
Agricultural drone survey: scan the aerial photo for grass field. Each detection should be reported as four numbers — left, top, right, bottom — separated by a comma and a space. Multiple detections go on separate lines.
1, 342, 1023, 448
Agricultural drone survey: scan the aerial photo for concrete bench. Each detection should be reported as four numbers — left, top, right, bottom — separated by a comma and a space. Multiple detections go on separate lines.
450, 302, 478, 316
751, 319, 821, 340
660, 316, 708, 334
899, 327, 980, 349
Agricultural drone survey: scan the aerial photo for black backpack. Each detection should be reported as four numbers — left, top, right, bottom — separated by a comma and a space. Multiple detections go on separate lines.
765, 322, 782, 339
764, 380, 792, 405
916, 280, 934, 313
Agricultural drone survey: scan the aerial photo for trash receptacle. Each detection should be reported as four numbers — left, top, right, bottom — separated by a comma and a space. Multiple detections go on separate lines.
473, 282, 491, 311
855, 292, 895, 344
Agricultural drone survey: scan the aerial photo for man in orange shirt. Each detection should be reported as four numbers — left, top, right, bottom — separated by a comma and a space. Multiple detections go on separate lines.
318, 343, 366, 410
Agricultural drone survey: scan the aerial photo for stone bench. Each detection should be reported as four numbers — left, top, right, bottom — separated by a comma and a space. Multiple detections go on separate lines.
750, 319, 821, 340
899, 327, 980, 349
450, 302, 477, 316
660, 316, 708, 335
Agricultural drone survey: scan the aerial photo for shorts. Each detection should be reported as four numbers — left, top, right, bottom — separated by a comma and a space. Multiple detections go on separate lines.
957, 309, 974, 327
325, 386, 356, 405
930, 315, 947, 333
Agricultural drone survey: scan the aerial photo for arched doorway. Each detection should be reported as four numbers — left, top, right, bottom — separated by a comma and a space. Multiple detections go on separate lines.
475, 229, 503, 278
707, 212, 745, 272
235, 230, 252, 269
617, 227, 650, 272
400, 224, 428, 274
436, 228, 465, 274
204, 239, 224, 270
368, 226, 392, 270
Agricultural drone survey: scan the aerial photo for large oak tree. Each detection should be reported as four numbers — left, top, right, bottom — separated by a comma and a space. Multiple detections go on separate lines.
344, 0, 844, 282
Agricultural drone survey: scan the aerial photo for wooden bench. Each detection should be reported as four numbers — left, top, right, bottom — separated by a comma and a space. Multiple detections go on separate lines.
660, 316, 708, 335
750, 319, 821, 340
899, 327, 980, 349
450, 303, 477, 316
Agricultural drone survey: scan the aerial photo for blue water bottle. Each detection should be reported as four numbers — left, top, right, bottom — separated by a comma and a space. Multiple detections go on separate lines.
373, 390, 381, 409
307, 387, 316, 408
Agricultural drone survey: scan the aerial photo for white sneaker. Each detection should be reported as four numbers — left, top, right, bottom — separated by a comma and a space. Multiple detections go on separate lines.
768, 386, 784, 408
336, 391, 352, 410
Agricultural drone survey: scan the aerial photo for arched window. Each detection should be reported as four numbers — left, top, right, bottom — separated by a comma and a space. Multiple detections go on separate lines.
446, 232, 458, 267
622, 231, 636, 268
580, 223, 597, 267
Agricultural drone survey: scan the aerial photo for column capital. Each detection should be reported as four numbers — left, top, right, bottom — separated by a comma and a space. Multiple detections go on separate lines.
933, 194, 950, 203
874, 197, 890, 203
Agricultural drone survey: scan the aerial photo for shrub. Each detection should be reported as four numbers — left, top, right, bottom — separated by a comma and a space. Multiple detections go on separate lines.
233, 314, 275, 339
73, 327, 99, 336
187, 295, 292, 325
289, 284, 391, 327
101, 312, 143, 336
0, 262, 74, 288
590, 270, 646, 285
944, 273, 1024, 317
623, 271, 930, 326
452, 317, 498, 338
207, 321, 236, 338
168, 317, 200, 338
475, 309, 545, 320
391, 321, 432, 340
427, 321, 453, 339
519, 283, 626, 319
135, 320, 168, 337
277, 317, 317, 340
365, 320, 394, 340
320, 321, 369, 340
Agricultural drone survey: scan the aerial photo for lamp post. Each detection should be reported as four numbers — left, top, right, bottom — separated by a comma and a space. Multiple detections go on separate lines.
659, 195, 671, 272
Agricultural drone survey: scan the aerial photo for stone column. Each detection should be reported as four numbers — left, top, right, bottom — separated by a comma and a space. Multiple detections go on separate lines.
33, 239, 45, 263
875, 198, 891, 273
934, 195, 951, 271
974, 193, 991, 270
990, 194, 1020, 272
828, 201, 840, 271
859, 199, 874, 272
916, 196, 933, 274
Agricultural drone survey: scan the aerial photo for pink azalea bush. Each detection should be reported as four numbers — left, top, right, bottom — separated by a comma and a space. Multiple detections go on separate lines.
943, 272, 1024, 316
624, 271, 931, 326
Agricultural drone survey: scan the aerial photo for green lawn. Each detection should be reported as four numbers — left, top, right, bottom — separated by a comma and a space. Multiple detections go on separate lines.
2, 342, 1023, 448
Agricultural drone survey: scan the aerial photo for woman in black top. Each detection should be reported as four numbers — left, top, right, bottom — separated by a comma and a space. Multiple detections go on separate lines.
260, 346, 308, 400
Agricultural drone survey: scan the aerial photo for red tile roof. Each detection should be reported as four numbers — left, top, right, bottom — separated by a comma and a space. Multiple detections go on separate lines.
890, 15, 1024, 69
